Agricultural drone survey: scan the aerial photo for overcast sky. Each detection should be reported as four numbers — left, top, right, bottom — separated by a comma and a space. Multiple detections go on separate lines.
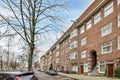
0, 0, 94, 59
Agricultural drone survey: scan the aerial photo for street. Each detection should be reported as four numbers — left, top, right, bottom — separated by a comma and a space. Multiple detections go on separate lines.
34, 71, 74, 80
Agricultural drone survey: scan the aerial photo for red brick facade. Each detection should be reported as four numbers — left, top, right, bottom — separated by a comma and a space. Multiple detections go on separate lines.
40, 0, 120, 77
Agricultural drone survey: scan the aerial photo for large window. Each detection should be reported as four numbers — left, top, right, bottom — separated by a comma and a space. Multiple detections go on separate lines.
72, 65, 78, 72
70, 29, 77, 39
80, 26, 85, 34
70, 41, 78, 49
104, 2, 113, 17
84, 62, 89, 72
118, 0, 120, 5
118, 37, 120, 50
101, 42, 112, 54
86, 20, 92, 30
81, 51, 86, 58
101, 23, 112, 37
99, 62, 105, 73
81, 37, 86, 46
118, 14, 120, 27
70, 52, 77, 60
94, 12, 101, 24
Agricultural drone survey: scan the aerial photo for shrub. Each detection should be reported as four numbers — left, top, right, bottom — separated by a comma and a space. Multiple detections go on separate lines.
114, 67, 120, 78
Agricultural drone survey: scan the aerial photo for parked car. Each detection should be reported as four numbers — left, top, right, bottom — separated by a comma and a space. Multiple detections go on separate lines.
47, 70, 57, 75
0, 71, 38, 80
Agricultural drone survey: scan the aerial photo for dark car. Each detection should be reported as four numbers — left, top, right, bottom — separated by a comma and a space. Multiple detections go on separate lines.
0, 71, 38, 80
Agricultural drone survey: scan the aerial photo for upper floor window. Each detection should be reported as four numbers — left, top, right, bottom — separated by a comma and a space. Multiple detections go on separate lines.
80, 26, 85, 34
118, 37, 120, 50
118, 14, 120, 27
86, 20, 92, 30
56, 51, 59, 57
70, 52, 78, 60
101, 42, 112, 54
70, 29, 77, 39
70, 41, 78, 49
118, 0, 120, 5
81, 37, 86, 46
101, 23, 112, 37
81, 50, 86, 58
104, 2, 113, 17
94, 12, 101, 24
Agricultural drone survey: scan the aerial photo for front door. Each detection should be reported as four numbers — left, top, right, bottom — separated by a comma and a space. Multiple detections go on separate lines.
107, 64, 114, 77
81, 65, 83, 74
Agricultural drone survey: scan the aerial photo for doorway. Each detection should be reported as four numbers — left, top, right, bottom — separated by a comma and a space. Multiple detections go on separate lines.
107, 64, 114, 77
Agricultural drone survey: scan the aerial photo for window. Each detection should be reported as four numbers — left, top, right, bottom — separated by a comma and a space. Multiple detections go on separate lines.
99, 62, 105, 73
118, 37, 120, 50
81, 51, 86, 58
56, 51, 59, 57
118, 0, 120, 5
104, 2, 113, 17
101, 23, 112, 37
70, 29, 77, 39
70, 52, 77, 60
94, 12, 101, 24
81, 37, 86, 46
72, 65, 78, 72
84, 62, 89, 72
56, 45, 60, 49
70, 41, 78, 49
86, 20, 92, 30
56, 58, 59, 63
118, 14, 120, 27
101, 42, 112, 54
80, 26, 85, 34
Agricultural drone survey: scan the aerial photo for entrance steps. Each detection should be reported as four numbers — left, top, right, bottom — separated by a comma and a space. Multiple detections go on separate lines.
88, 66, 97, 76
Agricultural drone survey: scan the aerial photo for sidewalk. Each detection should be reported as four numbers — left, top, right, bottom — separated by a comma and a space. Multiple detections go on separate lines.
58, 72, 120, 80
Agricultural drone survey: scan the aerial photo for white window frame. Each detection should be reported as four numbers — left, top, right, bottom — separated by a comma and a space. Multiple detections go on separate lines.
81, 37, 86, 46
101, 23, 112, 37
84, 62, 89, 72
94, 12, 101, 24
118, 14, 120, 28
101, 42, 112, 54
80, 26, 85, 34
104, 2, 113, 17
118, 36, 120, 50
118, 0, 120, 5
98, 62, 106, 73
70, 29, 77, 39
86, 20, 92, 30
81, 51, 86, 58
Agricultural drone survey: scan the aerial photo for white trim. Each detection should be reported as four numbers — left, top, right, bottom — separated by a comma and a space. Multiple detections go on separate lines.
101, 22, 112, 37
94, 12, 101, 24
86, 20, 92, 30
118, 0, 120, 5
118, 36, 120, 50
101, 41, 112, 54
80, 26, 85, 34
104, 1, 113, 17
98, 62, 106, 73
118, 14, 120, 28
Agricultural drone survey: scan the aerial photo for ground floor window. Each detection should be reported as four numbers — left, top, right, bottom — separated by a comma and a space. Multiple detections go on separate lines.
84, 62, 89, 72
72, 65, 78, 72
99, 62, 105, 73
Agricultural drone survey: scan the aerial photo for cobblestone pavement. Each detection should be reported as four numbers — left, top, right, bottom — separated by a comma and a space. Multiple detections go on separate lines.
34, 71, 73, 80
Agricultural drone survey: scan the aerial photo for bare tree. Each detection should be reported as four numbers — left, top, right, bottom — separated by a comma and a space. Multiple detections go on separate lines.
0, 0, 68, 71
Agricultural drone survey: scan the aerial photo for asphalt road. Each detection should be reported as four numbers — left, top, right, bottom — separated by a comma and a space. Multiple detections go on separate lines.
34, 71, 73, 80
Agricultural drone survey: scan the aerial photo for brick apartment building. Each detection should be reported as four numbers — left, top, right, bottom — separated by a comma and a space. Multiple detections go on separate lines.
40, 0, 120, 77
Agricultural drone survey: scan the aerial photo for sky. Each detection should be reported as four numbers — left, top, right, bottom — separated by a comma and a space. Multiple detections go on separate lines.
0, 0, 94, 59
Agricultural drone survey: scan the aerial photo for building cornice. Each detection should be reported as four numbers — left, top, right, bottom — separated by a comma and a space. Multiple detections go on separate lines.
77, 0, 109, 28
